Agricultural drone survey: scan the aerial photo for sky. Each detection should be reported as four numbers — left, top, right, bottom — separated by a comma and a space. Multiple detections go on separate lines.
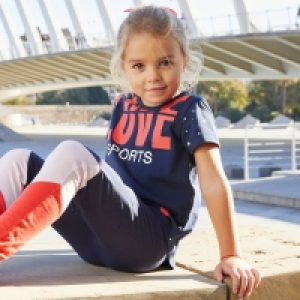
0, 0, 299, 51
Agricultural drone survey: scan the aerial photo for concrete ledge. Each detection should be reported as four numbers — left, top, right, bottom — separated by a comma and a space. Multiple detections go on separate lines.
176, 225, 300, 300
1, 225, 300, 299
272, 170, 300, 177
231, 175, 300, 209
226, 271, 300, 300
233, 193, 300, 209
0, 243, 227, 300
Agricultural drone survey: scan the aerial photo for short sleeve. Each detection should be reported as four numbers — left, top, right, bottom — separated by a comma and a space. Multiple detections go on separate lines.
181, 97, 219, 154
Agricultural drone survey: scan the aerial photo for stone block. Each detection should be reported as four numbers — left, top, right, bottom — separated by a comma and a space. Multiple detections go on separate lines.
224, 164, 244, 179
176, 225, 300, 300
258, 164, 282, 177
294, 199, 300, 209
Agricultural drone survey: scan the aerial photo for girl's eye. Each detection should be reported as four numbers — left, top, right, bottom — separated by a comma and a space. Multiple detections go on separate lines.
160, 59, 172, 66
133, 63, 143, 69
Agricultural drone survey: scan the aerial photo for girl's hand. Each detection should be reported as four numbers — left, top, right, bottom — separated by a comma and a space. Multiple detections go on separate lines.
213, 256, 261, 298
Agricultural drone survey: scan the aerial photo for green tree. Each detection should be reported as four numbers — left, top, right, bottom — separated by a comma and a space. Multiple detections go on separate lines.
286, 80, 300, 120
275, 80, 297, 115
4, 96, 33, 105
247, 80, 279, 113
244, 99, 271, 122
195, 80, 248, 116
63, 88, 89, 105
87, 86, 111, 104
36, 90, 65, 105
247, 80, 300, 120
36, 86, 111, 105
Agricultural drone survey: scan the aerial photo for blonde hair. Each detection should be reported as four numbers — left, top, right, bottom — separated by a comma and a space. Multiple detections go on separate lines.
110, 5, 202, 92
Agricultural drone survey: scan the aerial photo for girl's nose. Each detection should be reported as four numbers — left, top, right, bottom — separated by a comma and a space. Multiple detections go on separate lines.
147, 67, 161, 82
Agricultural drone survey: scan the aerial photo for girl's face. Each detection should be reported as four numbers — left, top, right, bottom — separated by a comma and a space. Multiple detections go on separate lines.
122, 32, 187, 107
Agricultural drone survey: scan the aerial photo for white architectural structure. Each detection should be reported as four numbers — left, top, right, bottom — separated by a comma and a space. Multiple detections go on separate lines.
0, 0, 299, 101
64, 0, 94, 47
177, 0, 199, 38
232, 0, 258, 34
15, 0, 44, 55
0, 0, 26, 58
94, 0, 117, 42
38, 0, 69, 52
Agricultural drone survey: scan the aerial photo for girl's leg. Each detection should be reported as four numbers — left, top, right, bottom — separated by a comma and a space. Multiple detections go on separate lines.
0, 149, 43, 214
51, 142, 174, 272
0, 141, 174, 272
53, 158, 174, 273
0, 145, 124, 267
0, 140, 99, 260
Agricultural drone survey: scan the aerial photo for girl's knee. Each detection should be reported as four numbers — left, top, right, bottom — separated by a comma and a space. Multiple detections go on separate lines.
0, 149, 32, 177
1, 149, 31, 165
54, 140, 84, 154
51, 140, 98, 166
0, 149, 32, 209
34, 140, 100, 189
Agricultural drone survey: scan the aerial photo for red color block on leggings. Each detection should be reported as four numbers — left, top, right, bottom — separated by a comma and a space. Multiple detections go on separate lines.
0, 181, 62, 260
0, 192, 6, 215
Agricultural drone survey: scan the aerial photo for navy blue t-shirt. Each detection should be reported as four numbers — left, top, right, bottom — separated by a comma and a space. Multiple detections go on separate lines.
105, 91, 219, 230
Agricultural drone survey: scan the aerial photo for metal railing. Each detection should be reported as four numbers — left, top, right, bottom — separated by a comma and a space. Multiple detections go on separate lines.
195, 6, 299, 37
244, 124, 300, 180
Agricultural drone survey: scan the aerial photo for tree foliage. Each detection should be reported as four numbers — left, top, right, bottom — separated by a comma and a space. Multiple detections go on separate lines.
4, 96, 34, 105
36, 86, 111, 105
195, 79, 300, 122
87, 86, 111, 105
247, 81, 279, 111
195, 80, 248, 120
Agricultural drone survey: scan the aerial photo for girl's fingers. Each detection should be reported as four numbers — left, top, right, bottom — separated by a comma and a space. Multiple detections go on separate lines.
251, 268, 262, 287
213, 265, 224, 282
235, 269, 248, 297
228, 268, 241, 295
215, 260, 261, 297
242, 269, 255, 297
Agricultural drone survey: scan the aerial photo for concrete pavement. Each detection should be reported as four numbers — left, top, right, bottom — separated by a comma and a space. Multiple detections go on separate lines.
0, 241, 227, 300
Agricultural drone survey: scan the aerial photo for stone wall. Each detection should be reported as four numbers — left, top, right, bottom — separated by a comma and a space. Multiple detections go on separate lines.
5, 105, 113, 124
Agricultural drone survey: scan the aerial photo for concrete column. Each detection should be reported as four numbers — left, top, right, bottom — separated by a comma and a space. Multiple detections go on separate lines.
0, 0, 26, 59
94, 0, 117, 42
64, 0, 93, 48
232, 0, 258, 33
15, 0, 44, 56
177, 0, 199, 38
38, 0, 69, 52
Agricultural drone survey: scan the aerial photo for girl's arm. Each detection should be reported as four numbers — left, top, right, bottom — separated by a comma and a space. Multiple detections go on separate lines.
194, 143, 261, 298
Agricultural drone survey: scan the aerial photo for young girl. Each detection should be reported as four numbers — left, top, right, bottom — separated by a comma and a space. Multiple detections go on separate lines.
0, 5, 260, 298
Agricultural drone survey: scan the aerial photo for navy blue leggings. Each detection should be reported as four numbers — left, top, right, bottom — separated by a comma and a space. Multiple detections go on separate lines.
24, 147, 180, 273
